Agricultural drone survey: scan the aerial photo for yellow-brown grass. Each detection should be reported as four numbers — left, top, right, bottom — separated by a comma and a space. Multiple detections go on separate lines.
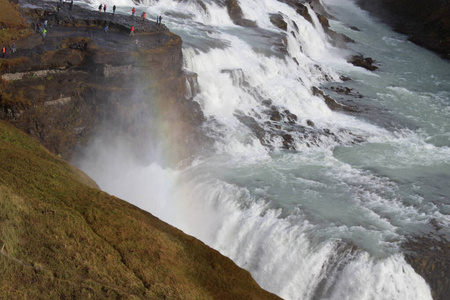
0, 0, 31, 46
0, 120, 280, 299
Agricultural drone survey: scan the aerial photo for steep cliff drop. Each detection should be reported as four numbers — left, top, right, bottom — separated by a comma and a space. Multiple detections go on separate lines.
1, 0, 210, 165
0, 1, 280, 299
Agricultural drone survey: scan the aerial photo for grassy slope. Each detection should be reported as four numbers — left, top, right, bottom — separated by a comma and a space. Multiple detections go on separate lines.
0, 120, 281, 299
0, 0, 30, 45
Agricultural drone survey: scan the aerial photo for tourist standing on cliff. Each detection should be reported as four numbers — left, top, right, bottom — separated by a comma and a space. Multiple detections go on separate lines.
104, 25, 109, 34
159, 16, 162, 26
132, 7, 136, 16
12, 43, 16, 54
69, 0, 73, 10
103, 4, 107, 13
42, 28, 47, 40
142, 12, 146, 20
98, 4, 102, 13
2, 46, 6, 58
113, 5, 116, 14
129, 25, 135, 36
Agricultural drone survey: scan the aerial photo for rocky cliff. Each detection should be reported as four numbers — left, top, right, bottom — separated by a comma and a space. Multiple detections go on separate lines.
1, 0, 210, 165
356, 0, 450, 58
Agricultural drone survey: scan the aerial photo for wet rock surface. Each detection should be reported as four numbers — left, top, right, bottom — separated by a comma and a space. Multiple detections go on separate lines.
403, 236, 450, 300
270, 13, 288, 31
348, 54, 378, 71
356, 0, 450, 58
312, 86, 359, 112
278, 0, 353, 48
224, 0, 257, 27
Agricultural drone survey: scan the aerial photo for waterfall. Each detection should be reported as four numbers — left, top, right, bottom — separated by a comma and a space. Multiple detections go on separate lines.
77, 0, 450, 299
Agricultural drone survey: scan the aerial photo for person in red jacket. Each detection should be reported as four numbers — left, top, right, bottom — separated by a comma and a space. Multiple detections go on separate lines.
132, 7, 135, 16
142, 12, 146, 20
129, 25, 135, 36
2, 46, 6, 58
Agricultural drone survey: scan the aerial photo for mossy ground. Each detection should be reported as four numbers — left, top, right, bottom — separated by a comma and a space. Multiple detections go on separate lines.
0, 0, 31, 49
0, 120, 280, 299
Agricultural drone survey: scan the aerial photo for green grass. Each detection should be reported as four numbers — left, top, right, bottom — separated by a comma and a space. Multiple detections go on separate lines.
0, 120, 280, 299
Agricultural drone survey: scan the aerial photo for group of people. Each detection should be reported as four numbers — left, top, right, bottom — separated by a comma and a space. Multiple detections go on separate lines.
130, 7, 163, 25
98, 4, 117, 14
128, 8, 164, 37
1, 43, 17, 59
156, 15, 163, 26
35, 20, 49, 39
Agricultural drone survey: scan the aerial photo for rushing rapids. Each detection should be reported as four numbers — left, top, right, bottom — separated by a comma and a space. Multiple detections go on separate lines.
76, 0, 449, 299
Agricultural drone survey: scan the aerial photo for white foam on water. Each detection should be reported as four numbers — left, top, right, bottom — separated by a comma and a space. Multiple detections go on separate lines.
74, 1, 441, 299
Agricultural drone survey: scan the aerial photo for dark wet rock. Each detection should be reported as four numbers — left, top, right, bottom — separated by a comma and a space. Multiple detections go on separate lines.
292, 21, 299, 33
315, 12, 355, 47
224, 0, 257, 27
350, 26, 360, 31
317, 14, 330, 28
312, 86, 358, 112
278, 0, 353, 48
326, 30, 355, 47
403, 236, 450, 300
340, 75, 352, 81
270, 13, 288, 31
297, 2, 313, 25
270, 108, 282, 121
356, 0, 450, 58
309, 0, 333, 19
235, 102, 365, 151
190, 0, 208, 13
261, 99, 273, 107
348, 55, 378, 71
331, 86, 363, 98
284, 110, 298, 124
235, 113, 271, 148
282, 134, 295, 149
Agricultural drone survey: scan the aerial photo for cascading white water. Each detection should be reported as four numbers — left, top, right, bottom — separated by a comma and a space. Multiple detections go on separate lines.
76, 0, 450, 299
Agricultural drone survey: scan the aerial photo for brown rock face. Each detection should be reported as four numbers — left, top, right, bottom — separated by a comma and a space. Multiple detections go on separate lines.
1, 1, 211, 165
224, 0, 257, 27
270, 13, 288, 31
348, 55, 378, 71
403, 236, 450, 300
